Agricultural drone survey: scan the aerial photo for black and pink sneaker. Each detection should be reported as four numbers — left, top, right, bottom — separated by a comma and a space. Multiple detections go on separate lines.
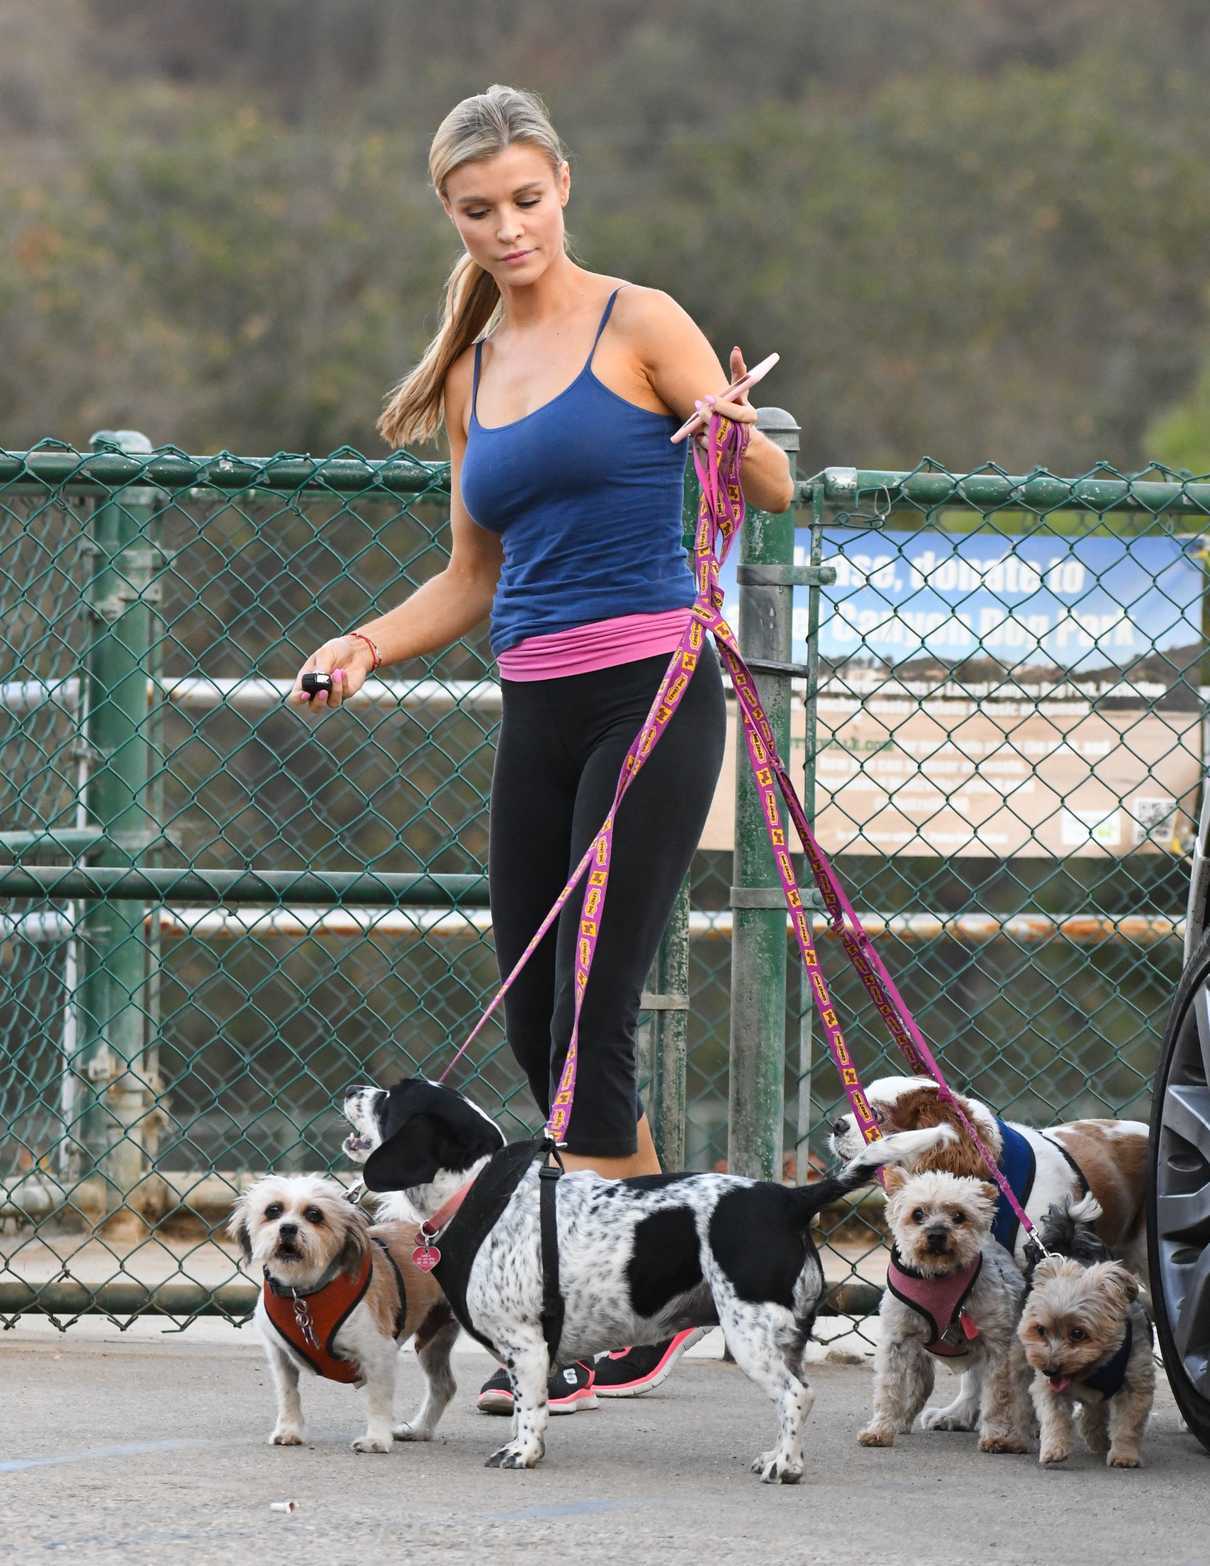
476, 1361, 598, 1415
591, 1328, 708, 1398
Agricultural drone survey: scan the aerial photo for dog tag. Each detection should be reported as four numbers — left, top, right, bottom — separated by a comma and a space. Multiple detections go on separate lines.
411, 1243, 441, 1272
959, 1311, 979, 1341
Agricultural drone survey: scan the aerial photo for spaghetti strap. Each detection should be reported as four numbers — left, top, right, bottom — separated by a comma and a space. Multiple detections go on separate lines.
584, 286, 625, 370
471, 339, 485, 423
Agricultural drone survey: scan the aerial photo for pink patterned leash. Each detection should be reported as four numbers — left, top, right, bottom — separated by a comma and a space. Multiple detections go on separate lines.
688, 420, 1042, 1244
439, 413, 1041, 1246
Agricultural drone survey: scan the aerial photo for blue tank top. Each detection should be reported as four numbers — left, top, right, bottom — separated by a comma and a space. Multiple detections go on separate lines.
460, 287, 694, 657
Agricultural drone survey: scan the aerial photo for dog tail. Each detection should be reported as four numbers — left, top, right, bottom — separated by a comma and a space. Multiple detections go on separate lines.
1066, 1190, 1104, 1227
1029, 1190, 1108, 1275
791, 1125, 957, 1221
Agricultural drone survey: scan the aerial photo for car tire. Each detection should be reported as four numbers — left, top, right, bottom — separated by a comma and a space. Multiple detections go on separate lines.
1147, 926, 1210, 1453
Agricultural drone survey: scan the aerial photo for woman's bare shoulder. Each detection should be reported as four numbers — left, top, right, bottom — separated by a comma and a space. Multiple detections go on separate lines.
612, 282, 690, 323
610, 283, 706, 373
611, 283, 697, 345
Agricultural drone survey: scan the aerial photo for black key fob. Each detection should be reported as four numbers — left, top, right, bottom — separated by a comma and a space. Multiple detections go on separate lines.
301, 671, 334, 700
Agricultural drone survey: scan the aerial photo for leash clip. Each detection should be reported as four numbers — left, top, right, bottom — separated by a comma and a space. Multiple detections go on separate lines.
344, 1177, 365, 1207
291, 1297, 319, 1349
539, 1135, 567, 1175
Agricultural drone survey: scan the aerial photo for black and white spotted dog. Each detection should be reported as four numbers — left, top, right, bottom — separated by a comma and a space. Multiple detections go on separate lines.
342, 1076, 953, 1482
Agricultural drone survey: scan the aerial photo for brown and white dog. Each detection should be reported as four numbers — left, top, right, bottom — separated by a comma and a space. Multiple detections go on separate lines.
229, 1174, 460, 1453
827, 1076, 1149, 1276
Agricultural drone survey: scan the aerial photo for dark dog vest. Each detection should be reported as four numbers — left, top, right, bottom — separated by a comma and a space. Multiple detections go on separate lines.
263, 1238, 406, 1383
1073, 1317, 1133, 1400
991, 1120, 1093, 1257
885, 1246, 983, 1358
990, 1119, 1037, 1255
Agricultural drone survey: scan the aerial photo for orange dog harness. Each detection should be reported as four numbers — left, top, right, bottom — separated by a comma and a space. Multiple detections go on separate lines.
262, 1240, 404, 1383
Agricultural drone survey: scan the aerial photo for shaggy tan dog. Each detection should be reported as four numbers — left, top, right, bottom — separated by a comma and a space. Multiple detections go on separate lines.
229, 1174, 458, 1453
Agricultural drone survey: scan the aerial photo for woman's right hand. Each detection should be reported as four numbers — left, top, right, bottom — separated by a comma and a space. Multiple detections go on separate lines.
288, 635, 377, 712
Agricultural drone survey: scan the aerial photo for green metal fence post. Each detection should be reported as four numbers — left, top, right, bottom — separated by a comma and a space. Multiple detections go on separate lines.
643, 889, 690, 1169
728, 407, 799, 1180
795, 476, 828, 1181
77, 430, 161, 1238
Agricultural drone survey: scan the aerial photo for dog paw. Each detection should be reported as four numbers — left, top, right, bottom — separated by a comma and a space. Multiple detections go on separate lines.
486, 1440, 543, 1470
392, 1422, 432, 1443
979, 1436, 1029, 1455
352, 1434, 393, 1455
269, 1427, 304, 1446
919, 1406, 977, 1433
1039, 1446, 1070, 1466
1108, 1451, 1142, 1469
857, 1426, 895, 1447
751, 1450, 803, 1485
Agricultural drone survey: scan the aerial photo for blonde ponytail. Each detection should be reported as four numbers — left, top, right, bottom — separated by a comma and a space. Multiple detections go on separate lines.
378, 254, 500, 449
377, 84, 568, 451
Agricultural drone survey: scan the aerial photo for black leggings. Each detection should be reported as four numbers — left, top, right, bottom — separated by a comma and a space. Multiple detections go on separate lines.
488, 647, 726, 1157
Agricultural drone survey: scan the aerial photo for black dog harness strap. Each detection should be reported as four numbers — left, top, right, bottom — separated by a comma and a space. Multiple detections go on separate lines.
1039, 1133, 1092, 1198
538, 1153, 566, 1365
429, 1139, 547, 1355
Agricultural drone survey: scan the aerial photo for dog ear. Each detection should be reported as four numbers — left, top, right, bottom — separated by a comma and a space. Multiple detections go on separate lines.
881, 1167, 906, 1194
1097, 1261, 1140, 1308
979, 1181, 1000, 1207
226, 1196, 253, 1263
363, 1097, 502, 1192
336, 1208, 370, 1276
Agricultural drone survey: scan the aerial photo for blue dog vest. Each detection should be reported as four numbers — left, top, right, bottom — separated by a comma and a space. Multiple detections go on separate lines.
990, 1118, 1036, 1254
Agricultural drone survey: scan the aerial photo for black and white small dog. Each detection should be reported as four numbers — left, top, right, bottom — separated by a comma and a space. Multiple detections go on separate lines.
343, 1076, 952, 1482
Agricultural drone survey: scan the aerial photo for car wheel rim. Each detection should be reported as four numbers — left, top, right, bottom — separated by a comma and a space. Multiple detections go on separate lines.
1156, 982, 1210, 1399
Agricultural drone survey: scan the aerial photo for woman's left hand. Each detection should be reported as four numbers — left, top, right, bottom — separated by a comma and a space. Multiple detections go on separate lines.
693, 345, 760, 450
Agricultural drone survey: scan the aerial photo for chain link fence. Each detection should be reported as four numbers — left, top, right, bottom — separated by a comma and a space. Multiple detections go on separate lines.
787, 462, 1204, 1324
1, 435, 1202, 1333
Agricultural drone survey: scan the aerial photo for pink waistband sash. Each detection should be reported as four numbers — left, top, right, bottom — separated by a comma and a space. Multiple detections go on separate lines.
497, 608, 694, 681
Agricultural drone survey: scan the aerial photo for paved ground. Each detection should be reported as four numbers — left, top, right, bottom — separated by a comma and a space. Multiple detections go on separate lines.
2, 1319, 1207, 1566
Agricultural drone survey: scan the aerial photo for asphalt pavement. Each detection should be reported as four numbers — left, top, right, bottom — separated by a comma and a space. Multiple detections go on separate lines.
2, 1318, 1207, 1566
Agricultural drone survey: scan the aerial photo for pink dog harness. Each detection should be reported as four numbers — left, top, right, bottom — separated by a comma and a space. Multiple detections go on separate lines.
885, 1247, 983, 1358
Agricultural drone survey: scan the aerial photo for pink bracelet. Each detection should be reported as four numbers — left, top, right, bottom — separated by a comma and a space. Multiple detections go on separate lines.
348, 631, 382, 672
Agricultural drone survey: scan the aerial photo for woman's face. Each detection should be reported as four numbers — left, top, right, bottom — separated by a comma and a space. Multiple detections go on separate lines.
441, 144, 569, 287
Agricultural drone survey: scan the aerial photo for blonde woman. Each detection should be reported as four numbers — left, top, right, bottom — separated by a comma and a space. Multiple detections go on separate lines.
291, 85, 794, 1414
